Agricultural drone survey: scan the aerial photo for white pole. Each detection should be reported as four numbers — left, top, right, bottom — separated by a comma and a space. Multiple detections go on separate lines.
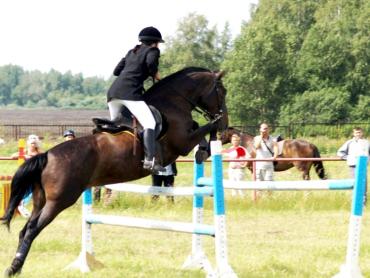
211, 140, 237, 277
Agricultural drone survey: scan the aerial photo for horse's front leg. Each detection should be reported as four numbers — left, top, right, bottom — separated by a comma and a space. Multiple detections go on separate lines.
195, 129, 218, 163
178, 122, 216, 155
297, 162, 311, 180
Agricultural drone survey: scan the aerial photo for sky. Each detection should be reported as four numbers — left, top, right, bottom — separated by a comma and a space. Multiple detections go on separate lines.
0, 0, 258, 79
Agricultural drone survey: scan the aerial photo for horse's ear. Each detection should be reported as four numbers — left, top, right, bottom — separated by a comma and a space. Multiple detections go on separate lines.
214, 70, 226, 79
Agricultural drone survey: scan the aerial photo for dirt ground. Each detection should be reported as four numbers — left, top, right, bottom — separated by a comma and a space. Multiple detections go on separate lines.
0, 109, 110, 139
0, 109, 109, 124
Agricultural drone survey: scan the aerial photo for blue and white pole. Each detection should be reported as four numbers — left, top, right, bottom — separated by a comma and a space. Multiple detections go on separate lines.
211, 140, 237, 278
183, 145, 213, 274
334, 156, 368, 278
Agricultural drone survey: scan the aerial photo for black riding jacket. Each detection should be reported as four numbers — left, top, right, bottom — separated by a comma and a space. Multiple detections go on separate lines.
107, 44, 160, 102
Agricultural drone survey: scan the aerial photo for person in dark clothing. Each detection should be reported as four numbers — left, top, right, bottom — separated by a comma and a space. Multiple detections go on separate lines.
151, 162, 177, 203
107, 26, 165, 172
63, 129, 76, 141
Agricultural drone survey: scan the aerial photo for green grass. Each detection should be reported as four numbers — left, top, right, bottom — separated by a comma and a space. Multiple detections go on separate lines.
1, 195, 369, 277
1, 138, 370, 277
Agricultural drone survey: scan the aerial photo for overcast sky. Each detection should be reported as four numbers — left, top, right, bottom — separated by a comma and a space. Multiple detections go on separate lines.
0, 0, 258, 79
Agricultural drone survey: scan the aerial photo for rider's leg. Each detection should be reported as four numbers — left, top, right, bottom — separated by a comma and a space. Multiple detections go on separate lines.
121, 100, 165, 172
108, 99, 124, 121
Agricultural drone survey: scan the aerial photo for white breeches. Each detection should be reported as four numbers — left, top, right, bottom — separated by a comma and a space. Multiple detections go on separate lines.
228, 168, 245, 196
108, 99, 156, 130
228, 168, 245, 182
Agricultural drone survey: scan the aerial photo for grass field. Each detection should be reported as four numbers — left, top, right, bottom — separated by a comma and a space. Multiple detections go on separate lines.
1, 139, 370, 277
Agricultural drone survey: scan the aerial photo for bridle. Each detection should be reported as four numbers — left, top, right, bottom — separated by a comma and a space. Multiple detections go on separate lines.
178, 74, 225, 124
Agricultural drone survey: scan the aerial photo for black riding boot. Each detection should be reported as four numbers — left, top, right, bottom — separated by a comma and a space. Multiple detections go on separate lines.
143, 129, 165, 172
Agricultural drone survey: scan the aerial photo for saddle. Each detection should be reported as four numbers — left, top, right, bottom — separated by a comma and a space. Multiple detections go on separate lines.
92, 105, 165, 139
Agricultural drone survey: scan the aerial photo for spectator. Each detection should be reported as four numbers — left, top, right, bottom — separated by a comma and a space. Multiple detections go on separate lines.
151, 162, 177, 203
337, 127, 370, 177
63, 129, 76, 141
222, 133, 248, 197
253, 123, 278, 182
337, 127, 369, 204
12, 134, 42, 160
11, 134, 43, 218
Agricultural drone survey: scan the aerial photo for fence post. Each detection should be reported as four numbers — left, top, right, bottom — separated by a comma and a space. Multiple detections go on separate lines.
18, 139, 26, 166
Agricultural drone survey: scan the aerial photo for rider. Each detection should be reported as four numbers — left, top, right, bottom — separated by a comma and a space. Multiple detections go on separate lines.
107, 26, 165, 172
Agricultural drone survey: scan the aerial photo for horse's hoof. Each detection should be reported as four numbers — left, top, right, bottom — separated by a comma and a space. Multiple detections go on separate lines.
195, 150, 209, 164
4, 266, 21, 277
4, 268, 13, 278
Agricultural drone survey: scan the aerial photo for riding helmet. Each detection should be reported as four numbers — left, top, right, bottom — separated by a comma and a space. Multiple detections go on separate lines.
63, 129, 75, 138
138, 26, 165, 43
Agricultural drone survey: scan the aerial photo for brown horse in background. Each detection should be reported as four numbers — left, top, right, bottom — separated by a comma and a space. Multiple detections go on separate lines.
1, 67, 228, 277
221, 127, 326, 180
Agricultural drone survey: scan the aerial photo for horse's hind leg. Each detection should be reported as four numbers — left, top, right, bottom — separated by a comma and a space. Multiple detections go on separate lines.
5, 200, 64, 277
16, 185, 45, 250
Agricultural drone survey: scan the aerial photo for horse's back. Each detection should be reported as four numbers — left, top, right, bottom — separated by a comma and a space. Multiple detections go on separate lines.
43, 132, 147, 188
282, 139, 316, 157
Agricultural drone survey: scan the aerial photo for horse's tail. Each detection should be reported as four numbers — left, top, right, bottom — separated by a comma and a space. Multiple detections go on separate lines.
0, 152, 48, 229
312, 145, 326, 179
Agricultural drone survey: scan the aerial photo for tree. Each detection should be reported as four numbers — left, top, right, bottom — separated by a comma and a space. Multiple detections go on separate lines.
161, 13, 231, 75
0, 65, 24, 105
222, 0, 320, 125
278, 88, 351, 124
222, 18, 290, 125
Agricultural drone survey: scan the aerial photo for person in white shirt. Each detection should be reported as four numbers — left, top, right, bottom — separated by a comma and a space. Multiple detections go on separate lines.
337, 127, 370, 177
253, 123, 278, 181
222, 133, 248, 196
337, 127, 369, 205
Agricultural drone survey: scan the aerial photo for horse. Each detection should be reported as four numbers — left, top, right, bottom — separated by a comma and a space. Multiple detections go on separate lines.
0, 67, 228, 277
221, 127, 326, 180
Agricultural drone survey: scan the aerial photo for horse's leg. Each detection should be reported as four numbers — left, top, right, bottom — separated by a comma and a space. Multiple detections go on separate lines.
5, 187, 82, 277
16, 185, 45, 250
302, 162, 312, 180
5, 202, 55, 276
184, 123, 216, 154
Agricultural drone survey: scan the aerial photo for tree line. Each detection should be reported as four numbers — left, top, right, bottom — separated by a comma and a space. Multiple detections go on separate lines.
0, 0, 369, 126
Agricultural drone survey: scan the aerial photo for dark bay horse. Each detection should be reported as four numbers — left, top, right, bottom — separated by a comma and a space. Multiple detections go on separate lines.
221, 127, 326, 180
1, 67, 228, 277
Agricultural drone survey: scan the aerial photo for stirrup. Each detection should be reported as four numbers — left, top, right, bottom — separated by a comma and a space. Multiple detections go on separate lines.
143, 158, 165, 172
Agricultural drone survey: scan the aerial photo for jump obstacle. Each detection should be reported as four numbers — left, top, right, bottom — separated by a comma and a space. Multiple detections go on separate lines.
218, 156, 367, 278
67, 139, 368, 278
67, 141, 237, 277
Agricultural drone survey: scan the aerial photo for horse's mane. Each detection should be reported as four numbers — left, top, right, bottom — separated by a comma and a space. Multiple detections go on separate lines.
146, 67, 211, 94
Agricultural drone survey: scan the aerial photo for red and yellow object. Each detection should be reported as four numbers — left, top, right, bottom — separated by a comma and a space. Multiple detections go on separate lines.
18, 138, 26, 166
0, 183, 10, 216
